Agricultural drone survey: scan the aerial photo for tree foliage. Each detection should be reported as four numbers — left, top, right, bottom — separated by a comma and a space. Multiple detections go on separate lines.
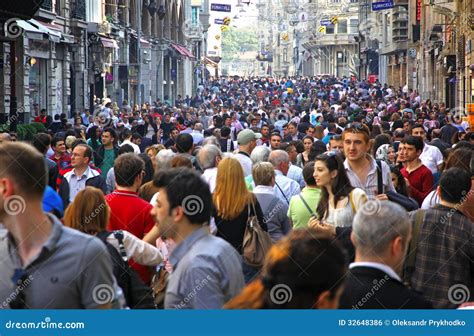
221, 27, 258, 62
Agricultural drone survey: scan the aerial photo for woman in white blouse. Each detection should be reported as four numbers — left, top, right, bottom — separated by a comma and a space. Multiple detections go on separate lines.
309, 151, 367, 228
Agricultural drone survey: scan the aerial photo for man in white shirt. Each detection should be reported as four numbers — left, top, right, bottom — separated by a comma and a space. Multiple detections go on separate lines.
235, 129, 261, 176
411, 124, 443, 175
120, 129, 141, 154
269, 150, 301, 204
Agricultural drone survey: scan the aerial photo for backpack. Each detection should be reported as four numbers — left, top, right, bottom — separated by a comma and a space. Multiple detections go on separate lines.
97, 231, 156, 309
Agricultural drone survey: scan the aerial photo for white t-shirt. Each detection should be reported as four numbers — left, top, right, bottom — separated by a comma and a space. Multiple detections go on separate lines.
420, 143, 443, 174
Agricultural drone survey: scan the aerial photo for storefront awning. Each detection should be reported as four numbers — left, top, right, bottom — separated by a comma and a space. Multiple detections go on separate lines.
171, 43, 194, 59
203, 56, 218, 68
16, 20, 45, 40
100, 36, 119, 49
28, 18, 62, 43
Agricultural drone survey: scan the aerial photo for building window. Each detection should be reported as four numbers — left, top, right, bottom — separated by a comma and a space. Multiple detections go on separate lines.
326, 25, 334, 34
192, 6, 199, 26
350, 0, 358, 3
283, 48, 288, 62
329, 0, 341, 3
349, 19, 358, 34
338, 19, 347, 34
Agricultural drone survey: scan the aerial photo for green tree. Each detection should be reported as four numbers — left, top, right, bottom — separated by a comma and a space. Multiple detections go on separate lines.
221, 27, 258, 63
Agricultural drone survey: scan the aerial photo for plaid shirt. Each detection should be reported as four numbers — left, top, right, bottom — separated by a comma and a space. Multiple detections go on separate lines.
408, 205, 474, 308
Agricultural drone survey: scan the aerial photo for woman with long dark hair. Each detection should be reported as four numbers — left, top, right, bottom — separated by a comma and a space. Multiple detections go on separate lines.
296, 135, 314, 168
390, 165, 409, 197
310, 152, 367, 228
86, 125, 101, 151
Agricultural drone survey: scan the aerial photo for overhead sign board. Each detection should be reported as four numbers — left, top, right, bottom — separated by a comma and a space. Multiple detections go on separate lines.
211, 3, 231, 12
320, 19, 332, 26
215, 18, 224, 24
372, 0, 394, 11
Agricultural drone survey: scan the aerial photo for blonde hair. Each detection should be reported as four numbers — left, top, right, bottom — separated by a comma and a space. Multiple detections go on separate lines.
252, 162, 275, 186
213, 157, 253, 220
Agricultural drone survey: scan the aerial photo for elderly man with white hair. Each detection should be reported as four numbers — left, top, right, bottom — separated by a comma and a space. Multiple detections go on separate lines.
139, 149, 176, 202
269, 150, 300, 204
197, 144, 222, 193
244, 146, 271, 191
338, 201, 432, 309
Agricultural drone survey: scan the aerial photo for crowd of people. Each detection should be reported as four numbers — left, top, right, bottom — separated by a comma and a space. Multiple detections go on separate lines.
0, 75, 473, 310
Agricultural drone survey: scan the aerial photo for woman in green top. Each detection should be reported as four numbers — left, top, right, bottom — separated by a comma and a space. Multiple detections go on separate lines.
287, 161, 321, 229
86, 125, 102, 151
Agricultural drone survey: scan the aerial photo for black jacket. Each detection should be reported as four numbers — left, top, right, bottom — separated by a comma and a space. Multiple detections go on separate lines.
339, 266, 433, 309
93, 145, 119, 168
283, 132, 305, 142
58, 168, 107, 207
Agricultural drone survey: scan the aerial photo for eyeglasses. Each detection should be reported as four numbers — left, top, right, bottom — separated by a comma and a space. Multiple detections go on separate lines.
346, 123, 370, 134
9, 269, 28, 309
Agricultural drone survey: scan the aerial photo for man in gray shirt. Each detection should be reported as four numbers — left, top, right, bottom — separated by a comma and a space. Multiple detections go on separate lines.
151, 168, 244, 309
0, 142, 119, 309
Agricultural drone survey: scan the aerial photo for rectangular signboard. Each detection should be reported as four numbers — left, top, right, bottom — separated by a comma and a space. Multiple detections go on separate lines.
320, 19, 332, 26
372, 0, 394, 10
215, 18, 224, 24
211, 3, 231, 12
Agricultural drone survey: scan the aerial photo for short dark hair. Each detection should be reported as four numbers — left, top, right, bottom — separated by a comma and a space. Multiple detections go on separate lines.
118, 144, 135, 156
51, 136, 65, 148
131, 132, 142, 141
402, 136, 424, 152
439, 168, 471, 204
102, 127, 117, 141
0, 142, 47, 197
411, 124, 425, 133
75, 144, 93, 162
153, 168, 212, 225
175, 133, 193, 153
114, 153, 144, 187
303, 161, 316, 186
270, 132, 282, 139
32, 133, 51, 154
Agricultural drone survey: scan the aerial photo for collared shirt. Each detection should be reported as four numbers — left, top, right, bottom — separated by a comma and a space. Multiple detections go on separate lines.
408, 205, 474, 308
419, 143, 443, 175
253, 185, 274, 194
120, 140, 140, 154
165, 227, 244, 309
68, 167, 90, 202
274, 170, 301, 203
344, 157, 395, 200
350, 262, 401, 282
0, 214, 119, 309
287, 164, 305, 189
201, 167, 218, 193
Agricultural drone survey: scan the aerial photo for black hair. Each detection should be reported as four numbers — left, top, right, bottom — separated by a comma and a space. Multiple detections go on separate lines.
138, 153, 154, 185
316, 153, 354, 221
308, 140, 328, 161
302, 161, 316, 186
402, 135, 424, 152
51, 136, 65, 148
32, 133, 51, 154
118, 144, 135, 156
390, 165, 409, 197
121, 128, 132, 142
102, 127, 117, 142
153, 168, 212, 225
175, 133, 194, 153
439, 168, 471, 204
131, 132, 142, 141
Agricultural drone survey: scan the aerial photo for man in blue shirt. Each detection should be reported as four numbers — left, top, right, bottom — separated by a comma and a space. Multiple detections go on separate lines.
150, 168, 244, 309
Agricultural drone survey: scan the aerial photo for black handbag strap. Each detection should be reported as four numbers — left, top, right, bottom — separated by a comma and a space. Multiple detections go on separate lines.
375, 160, 384, 195
275, 181, 289, 204
299, 194, 316, 217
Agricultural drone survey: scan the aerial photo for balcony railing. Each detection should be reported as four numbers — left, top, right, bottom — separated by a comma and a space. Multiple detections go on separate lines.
41, 0, 53, 11
71, 0, 86, 20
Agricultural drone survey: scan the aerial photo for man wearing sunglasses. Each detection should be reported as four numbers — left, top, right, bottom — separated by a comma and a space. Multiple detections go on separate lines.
0, 142, 118, 309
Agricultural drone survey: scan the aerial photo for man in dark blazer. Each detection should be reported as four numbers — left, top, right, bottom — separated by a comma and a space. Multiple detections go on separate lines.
339, 201, 432, 309
283, 121, 305, 142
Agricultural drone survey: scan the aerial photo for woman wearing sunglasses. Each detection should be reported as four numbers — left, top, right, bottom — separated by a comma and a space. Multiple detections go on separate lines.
309, 152, 367, 228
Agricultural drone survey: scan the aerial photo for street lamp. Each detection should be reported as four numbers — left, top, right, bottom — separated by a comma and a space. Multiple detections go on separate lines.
147, 0, 157, 16
157, 5, 166, 20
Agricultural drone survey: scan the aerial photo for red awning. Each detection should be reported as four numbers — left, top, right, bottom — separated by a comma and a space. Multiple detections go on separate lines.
171, 43, 194, 59
101, 37, 119, 49
140, 38, 151, 48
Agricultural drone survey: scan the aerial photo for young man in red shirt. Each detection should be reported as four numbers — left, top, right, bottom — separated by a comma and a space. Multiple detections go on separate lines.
400, 136, 434, 206
49, 136, 71, 170
106, 153, 158, 284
